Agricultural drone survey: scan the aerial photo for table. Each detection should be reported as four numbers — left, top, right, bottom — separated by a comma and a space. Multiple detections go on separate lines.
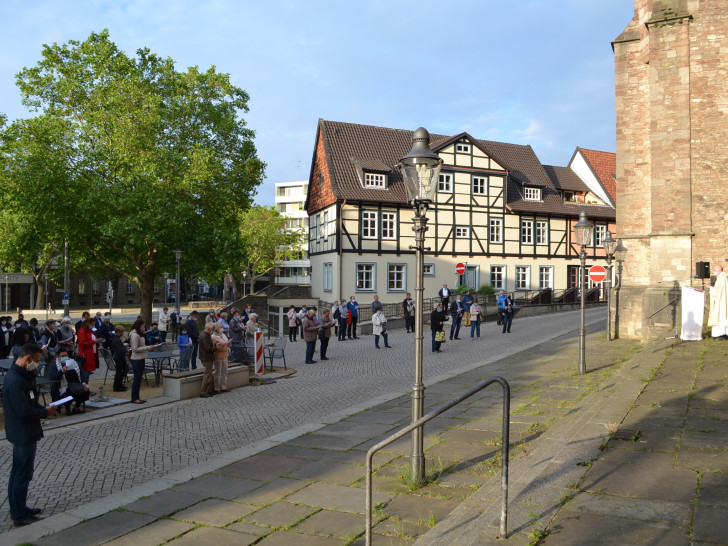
146, 351, 176, 386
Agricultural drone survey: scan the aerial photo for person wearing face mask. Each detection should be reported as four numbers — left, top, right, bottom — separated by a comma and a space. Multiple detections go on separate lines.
40, 321, 59, 363
50, 349, 90, 414
0, 316, 12, 358
3, 343, 56, 527
57, 317, 75, 354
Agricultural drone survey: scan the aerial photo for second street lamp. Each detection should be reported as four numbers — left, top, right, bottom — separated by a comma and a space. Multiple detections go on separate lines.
602, 230, 618, 342
397, 127, 443, 483
175, 250, 183, 312
573, 210, 594, 375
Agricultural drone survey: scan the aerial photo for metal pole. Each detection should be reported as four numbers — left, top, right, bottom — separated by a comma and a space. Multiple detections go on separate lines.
606, 254, 612, 342
175, 252, 181, 314
63, 241, 70, 317
410, 203, 429, 483
4, 275, 9, 313
579, 246, 587, 374
44, 274, 49, 321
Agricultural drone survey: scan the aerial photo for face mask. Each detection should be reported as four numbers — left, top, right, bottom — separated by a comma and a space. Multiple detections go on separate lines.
181, 331, 187, 335
60, 357, 68, 363
27, 360, 40, 372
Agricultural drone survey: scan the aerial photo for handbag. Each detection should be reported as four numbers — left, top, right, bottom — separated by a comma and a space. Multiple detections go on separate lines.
435, 331, 446, 342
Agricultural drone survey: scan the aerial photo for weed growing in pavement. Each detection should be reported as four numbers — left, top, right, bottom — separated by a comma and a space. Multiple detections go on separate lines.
700, 428, 716, 433
559, 490, 574, 504
524, 497, 548, 545
397, 458, 451, 490
576, 461, 592, 467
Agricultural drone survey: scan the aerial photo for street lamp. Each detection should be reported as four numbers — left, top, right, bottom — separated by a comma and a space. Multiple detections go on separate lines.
175, 250, 183, 312
602, 231, 618, 341
242, 271, 248, 299
44, 273, 49, 321
397, 127, 443, 483
4, 274, 9, 313
573, 210, 594, 375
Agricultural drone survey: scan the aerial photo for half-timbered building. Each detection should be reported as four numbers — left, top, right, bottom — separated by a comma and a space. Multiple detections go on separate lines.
305, 120, 616, 303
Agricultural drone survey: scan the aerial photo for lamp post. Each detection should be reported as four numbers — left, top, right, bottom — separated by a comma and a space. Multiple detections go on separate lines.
614, 240, 628, 340
573, 210, 594, 375
602, 231, 618, 342
44, 273, 49, 321
175, 250, 182, 312
397, 127, 443, 483
63, 241, 70, 317
242, 271, 248, 299
4, 274, 9, 313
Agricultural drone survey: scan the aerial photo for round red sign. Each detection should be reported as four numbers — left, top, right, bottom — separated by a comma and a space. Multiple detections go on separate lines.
455, 263, 466, 275
588, 265, 607, 283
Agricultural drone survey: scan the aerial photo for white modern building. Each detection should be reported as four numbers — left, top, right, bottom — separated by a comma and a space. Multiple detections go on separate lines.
274, 181, 311, 285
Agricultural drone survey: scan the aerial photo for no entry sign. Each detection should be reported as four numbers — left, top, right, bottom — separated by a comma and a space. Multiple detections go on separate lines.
455, 263, 466, 275
588, 265, 607, 283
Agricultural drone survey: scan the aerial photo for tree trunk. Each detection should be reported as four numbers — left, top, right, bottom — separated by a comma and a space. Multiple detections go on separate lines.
139, 269, 157, 326
34, 278, 45, 310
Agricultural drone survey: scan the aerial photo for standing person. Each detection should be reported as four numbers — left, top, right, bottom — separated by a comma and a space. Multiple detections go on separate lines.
708, 264, 728, 339
185, 311, 200, 370
3, 343, 56, 527
229, 309, 244, 346
10, 320, 31, 363
244, 313, 262, 349
129, 319, 158, 404
403, 293, 416, 333
99, 315, 115, 348
1, 316, 12, 358
502, 293, 516, 333
286, 305, 298, 342
439, 284, 451, 310
217, 311, 230, 335
337, 300, 348, 341
77, 317, 101, 384
497, 291, 508, 325
331, 301, 340, 337
176, 324, 193, 371
470, 298, 483, 339
462, 290, 474, 327
198, 323, 216, 398
449, 295, 464, 340
211, 322, 232, 393
318, 310, 334, 360
205, 309, 217, 325
169, 307, 181, 342
74, 311, 91, 337
110, 325, 129, 392
431, 303, 447, 353
158, 306, 170, 342
94, 311, 103, 331
40, 321, 58, 363
346, 296, 360, 339
372, 308, 392, 349
57, 317, 75, 354
302, 308, 318, 364
371, 295, 383, 313
297, 305, 308, 339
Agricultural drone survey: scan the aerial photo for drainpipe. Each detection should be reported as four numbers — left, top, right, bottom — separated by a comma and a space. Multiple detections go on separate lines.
338, 200, 346, 299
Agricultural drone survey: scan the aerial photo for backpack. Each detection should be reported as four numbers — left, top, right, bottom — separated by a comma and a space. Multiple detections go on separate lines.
334, 308, 341, 320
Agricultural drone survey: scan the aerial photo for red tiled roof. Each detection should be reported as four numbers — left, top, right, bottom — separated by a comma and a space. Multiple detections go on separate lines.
579, 148, 617, 202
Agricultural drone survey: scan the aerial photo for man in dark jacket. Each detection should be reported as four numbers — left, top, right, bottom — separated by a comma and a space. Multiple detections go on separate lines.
198, 322, 216, 397
430, 303, 448, 353
3, 343, 56, 527
185, 311, 199, 370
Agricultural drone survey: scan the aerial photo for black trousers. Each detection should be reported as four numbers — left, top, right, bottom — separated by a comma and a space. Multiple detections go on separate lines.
320, 337, 329, 358
348, 317, 358, 338
113, 356, 128, 389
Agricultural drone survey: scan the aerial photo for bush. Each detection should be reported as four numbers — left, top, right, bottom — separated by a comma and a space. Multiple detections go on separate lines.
478, 284, 496, 295
455, 285, 475, 295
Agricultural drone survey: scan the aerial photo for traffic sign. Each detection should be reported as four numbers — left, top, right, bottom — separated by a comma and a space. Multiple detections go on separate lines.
62, 293, 69, 303
588, 265, 607, 283
455, 263, 466, 275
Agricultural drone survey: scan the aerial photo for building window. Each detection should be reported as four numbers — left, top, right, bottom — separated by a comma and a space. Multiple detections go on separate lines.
456, 143, 471, 153
490, 266, 505, 290
594, 225, 606, 247
516, 266, 530, 290
521, 220, 533, 244
438, 173, 452, 192
472, 176, 487, 195
524, 187, 541, 201
455, 226, 470, 239
423, 264, 435, 276
388, 264, 406, 292
323, 211, 329, 241
536, 221, 548, 245
92, 279, 100, 295
126, 281, 135, 294
381, 212, 396, 240
364, 172, 386, 189
539, 266, 553, 289
489, 218, 503, 243
356, 263, 375, 291
362, 211, 377, 239
153, 282, 159, 293
323, 263, 333, 292
78, 279, 87, 295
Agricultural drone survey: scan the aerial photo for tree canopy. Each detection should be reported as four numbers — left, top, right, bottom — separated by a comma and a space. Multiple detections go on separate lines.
1, 30, 265, 322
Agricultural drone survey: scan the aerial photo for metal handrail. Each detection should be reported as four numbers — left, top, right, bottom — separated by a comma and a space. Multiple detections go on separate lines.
365, 376, 511, 544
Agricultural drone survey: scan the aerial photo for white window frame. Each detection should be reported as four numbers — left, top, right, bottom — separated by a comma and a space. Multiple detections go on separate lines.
387, 263, 406, 292
153, 282, 159, 294
438, 173, 452, 192
472, 176, 487, 195
423, 264, 435, 276
364, 172, 387, 189
490, 266, 505, 290
356, 263, 376, 292
594, 225, 606, 247
323, 211, 329, 241
455, 226, 470, 239
126, 281, 135, 294
516, 266, 530, 290
78, 279, 87, 295
323, 262, 333, 292
381, 212, 396, 240
92, 279, 100, 295
489, 218, 503, 243
456, 143, 471, 153
539, 266, 554, 289
521, 220, 533, 244
524, 187, 541, 201
362, 211, 378, 239
536, 220, 548, 246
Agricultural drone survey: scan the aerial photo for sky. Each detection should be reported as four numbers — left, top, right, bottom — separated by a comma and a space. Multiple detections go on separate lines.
0, 0, 634, 207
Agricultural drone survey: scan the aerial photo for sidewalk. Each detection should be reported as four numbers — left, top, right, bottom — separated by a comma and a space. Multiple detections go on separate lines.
5, 327, 726, 545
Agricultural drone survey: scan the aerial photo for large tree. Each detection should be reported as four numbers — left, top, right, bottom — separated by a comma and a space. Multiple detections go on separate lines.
6, 30, 265, 322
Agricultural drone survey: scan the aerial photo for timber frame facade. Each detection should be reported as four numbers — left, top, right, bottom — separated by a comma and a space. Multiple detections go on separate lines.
305, 120, 616, 304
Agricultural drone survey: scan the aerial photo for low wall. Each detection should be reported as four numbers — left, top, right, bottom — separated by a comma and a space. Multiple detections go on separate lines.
162, 365, 250, 400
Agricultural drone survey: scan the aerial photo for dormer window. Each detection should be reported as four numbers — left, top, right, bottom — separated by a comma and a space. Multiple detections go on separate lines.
524, 187, 541, 201
456, 143, 471, 153
364, 172, 386, 189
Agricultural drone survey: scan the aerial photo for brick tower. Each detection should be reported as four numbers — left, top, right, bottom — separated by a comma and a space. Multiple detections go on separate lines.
613, 0, 728, 340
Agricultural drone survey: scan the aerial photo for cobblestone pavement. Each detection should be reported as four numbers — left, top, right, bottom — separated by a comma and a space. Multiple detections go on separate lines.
0, 308, 604, 534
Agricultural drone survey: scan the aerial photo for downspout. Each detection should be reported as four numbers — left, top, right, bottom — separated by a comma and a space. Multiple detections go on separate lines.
339, 200, 346, 299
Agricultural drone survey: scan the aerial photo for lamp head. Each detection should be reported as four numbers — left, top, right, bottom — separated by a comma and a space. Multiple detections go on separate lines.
573, 210, 594, 248
397, 127, 443, 205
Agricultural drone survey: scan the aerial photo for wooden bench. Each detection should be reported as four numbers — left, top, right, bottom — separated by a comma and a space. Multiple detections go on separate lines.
162, 365, 250, 400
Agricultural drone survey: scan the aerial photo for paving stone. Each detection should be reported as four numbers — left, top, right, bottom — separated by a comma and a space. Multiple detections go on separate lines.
675, 447, 728, 472
104, 518, 195, 546
426, 441, 498, 462
172, 474, 262, 499
594, 448, 676, 467
607, 426, 680, 452
295, 508, 366, 537
287, 460, 366, 485
245, 501, 319, 528
123, 489, 206, 517
226, 520, 272, 536
350, 533, 415, 545
565, 491, 692, 525
436, 471, 488, 488
290, 433, 366, 451
167, 526, 258, 545
371, 518, 430, 539
580, 462, 696, 502
344, 412, 409, 425
257, 529, 347, 545
382, 494, 459, 524
263, 444, 342, 460
682, 428, 728, 449
413, 484, 475, 502
316, 421, 398, 439
238, 477, 308, 505
35, 511, 156, 546
216, 454, 310, 480
692, 504, 728, 543
620, 406, 687, 428
172, 498, 257, 526
698, 471, 728, 506
287, 482, 393, 514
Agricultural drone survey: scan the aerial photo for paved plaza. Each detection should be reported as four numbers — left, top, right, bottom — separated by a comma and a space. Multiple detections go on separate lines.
2, 308, 727, 545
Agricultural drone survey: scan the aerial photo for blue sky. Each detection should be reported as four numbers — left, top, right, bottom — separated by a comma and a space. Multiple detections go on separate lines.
1, 0, 633, 206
